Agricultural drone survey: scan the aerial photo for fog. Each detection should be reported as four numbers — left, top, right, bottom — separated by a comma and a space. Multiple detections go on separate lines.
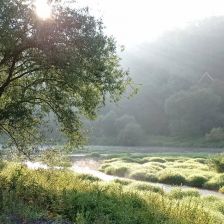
26, 1, 224, 147
77, 0, 224, 48
83, 16, 224, 146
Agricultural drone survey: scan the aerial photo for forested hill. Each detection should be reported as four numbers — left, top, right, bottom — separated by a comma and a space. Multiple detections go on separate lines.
84, 16, 224, 146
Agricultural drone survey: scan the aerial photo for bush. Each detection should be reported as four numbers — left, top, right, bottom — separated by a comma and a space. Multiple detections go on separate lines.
169, 188, 200, 199
210, 153, 224, 173
148, 157, 167, 163
219, 186, 224, 193
159, 172, 186, 185
77, 174, 100, 182
113, 179, 132, 185
188, 175, 208, 188
149, 162, 166, 169
130, 183, 164, 194
121, 157, 149, 164
129, 171, 158, 182
0, 160, 6, 170
100, 164, 110, 170
206, 128, 224, 142
0, 163, 222, 224
105, 166, 129, 177
192, 158, 207, 164
204, 174, 224, 190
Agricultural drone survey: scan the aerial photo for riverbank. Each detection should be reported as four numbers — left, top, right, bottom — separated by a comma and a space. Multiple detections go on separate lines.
68, 158, 224, 199
79, 145, 224, 155
25, 156, 224, 199
1, 161, 224, 224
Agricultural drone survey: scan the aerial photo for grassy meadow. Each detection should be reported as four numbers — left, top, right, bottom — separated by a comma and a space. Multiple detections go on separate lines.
99, 153, 224, 193
0, 161, 224, 224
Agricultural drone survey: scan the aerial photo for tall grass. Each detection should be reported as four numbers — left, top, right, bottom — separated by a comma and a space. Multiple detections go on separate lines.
0, 162, 223, 223
210, 153, 224, 173
100, 155, 224, 192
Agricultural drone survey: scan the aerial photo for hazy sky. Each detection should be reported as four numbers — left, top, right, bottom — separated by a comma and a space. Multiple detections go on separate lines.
76, 0, 224, 48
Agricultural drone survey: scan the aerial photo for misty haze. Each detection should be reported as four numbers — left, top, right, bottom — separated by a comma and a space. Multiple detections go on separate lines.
0, 1, 224, 223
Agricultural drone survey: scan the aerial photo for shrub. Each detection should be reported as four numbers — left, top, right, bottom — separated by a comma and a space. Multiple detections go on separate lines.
219, 186, 224, 193
159, 172, 186, 185
40, 149, 71, 167
105, 166, 129, 177
0, 160, 6, 170
0, 163, 222, 224
114, 166, 129, 177
113, 179, 132, 185
104, 166, 115, 175
188, 175, 208, 188
210, 153, 224, 173
148, 157, 167, 163
129, 171, 158, 182
130, 183, 164, 194
204, 174, 224, 190
149, 162, 166, 169
193, 158, 207, 164
169, 188, 200, 199
100, 164, 110, 170
77, 174, 100, 182
138, 158, 150, 164
121, 157, 144, 164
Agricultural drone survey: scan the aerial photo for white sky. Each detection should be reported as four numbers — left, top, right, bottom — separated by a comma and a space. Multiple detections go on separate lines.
75, 0, 224, 48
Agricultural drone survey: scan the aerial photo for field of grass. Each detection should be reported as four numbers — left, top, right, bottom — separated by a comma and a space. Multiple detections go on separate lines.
84, 135, 224, 148
99, 154, 224, 193
144, 136, 224, 148
0, 161, 224, 223
80, 145, 224, 155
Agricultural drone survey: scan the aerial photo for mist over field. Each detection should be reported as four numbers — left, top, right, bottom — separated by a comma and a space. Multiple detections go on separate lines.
33, 16, 224, 148
82, 17, 224, 147
1, 1, 224, 223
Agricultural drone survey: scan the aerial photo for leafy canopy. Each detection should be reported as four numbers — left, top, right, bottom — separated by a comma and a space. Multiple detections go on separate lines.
0, 0, 130, 155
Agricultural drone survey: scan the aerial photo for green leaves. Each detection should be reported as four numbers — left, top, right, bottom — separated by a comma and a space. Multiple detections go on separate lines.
0, 0, 130, 153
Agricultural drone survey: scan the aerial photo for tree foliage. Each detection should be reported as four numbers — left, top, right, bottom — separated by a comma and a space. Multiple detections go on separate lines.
0, 0, 130, 154
165, 88, 222, 136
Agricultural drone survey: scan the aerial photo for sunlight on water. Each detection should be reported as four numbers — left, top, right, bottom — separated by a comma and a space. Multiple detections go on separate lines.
25, 160, 115, 181
25, 161, 48, 169
24, 160, 224, 199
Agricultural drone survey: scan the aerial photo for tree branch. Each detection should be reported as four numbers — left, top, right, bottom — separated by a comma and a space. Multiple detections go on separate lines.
0, 56, 18, 97
0, 124, 31, 159
10, 67, 40, 82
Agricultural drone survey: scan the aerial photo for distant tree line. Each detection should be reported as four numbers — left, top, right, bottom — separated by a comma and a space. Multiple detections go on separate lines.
84, 17, 224, 146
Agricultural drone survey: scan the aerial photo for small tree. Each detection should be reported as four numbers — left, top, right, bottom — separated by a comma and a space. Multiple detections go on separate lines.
0, 0, 130, 155
210, 153, 224, 173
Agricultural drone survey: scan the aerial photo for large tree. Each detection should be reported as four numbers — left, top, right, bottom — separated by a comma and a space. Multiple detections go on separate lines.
0, 0, 130, 155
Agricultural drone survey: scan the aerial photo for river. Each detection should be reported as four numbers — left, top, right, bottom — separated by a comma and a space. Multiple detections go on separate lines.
25, 157, 224, 199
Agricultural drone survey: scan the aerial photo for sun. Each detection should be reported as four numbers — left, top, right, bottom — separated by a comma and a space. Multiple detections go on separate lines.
34, 0, 52, 20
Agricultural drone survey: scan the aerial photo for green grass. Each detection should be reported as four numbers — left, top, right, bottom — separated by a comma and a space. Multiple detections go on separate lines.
78, 136, 224, 150
168, 188, 200, 199
78, 145, 223, 157
144, 135, 224, 148
0, 162, 224, 223
99, 154, 224, 192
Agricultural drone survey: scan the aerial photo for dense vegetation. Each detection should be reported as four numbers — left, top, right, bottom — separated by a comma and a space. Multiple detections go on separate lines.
0, 0, 130, 153
99, 154, 224, 192
84, 16, 224, 147
0, 161, 224, 224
